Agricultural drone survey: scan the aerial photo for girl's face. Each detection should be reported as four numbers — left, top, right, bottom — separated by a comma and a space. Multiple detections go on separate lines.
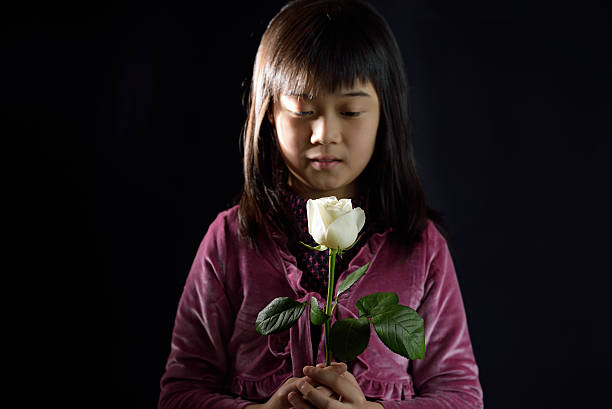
272, 80, 380, 199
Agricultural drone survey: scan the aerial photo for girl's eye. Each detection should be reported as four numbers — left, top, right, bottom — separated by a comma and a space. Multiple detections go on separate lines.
292, 111, 314, 117
342, 111, 361, 117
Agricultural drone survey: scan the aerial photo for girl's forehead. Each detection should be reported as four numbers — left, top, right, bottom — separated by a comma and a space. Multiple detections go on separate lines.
276, 77, 375, 99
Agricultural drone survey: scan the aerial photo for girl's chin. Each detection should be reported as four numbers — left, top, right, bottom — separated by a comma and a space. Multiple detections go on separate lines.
288, 173, 357, 198
303, 183, 358, 199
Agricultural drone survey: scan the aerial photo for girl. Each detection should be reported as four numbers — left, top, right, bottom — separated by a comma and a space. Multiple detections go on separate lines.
159, 1, 483, 408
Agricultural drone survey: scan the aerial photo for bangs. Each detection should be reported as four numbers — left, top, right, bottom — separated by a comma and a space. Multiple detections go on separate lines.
262, 0, 385, 98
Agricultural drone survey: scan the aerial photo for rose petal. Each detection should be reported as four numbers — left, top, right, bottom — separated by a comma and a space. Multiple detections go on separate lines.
307, 199, 327, 245
353, 207, 366, 233
325, 210, 360, 250
323, 199, 351, 221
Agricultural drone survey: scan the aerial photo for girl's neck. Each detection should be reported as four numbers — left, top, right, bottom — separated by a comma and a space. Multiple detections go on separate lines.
286, 176, 359, 200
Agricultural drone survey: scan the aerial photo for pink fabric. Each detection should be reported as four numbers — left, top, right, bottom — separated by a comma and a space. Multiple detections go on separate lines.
158, 206, 483, 408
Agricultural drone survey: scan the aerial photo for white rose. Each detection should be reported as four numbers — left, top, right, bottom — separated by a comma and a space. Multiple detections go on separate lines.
306, 196, 366, 250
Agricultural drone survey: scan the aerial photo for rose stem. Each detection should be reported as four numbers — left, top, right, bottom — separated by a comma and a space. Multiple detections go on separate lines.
324, 248, 337, 367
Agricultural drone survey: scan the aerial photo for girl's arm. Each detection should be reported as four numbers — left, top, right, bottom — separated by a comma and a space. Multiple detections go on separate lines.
158, 218, 317, 409
158, 212, 291, 409
158, 232, 254, 409
380, 240, 483, 409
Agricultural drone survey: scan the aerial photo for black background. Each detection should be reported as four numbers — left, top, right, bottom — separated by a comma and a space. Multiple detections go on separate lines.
10, 0, 611, 408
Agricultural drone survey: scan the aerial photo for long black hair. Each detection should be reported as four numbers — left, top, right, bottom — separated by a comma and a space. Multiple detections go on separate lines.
239, 0, 445, 248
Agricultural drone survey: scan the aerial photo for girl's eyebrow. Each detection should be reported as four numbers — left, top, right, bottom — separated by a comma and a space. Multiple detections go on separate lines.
341, 90, 371, 97
288, 90, 371, 98
286, 93, 315, 100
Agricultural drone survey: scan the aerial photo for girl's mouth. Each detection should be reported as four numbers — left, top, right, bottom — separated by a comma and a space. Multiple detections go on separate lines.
310, 158, 341, 170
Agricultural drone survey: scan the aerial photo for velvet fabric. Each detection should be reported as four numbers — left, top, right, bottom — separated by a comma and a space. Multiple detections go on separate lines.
158, 206, 483, 408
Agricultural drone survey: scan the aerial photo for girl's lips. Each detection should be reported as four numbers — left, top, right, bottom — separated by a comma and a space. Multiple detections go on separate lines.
310, 158, 341, 170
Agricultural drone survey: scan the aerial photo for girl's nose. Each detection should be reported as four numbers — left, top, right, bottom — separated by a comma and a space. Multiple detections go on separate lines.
310, 114, 341, 145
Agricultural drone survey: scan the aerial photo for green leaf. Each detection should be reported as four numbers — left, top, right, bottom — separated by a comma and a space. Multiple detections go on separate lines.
371, 304, 426, 360
356, 292, 399, 318
309, 297, 327, 325
336, 263, 370, 297
330, 317, 370, 362
255, 297, 306, 335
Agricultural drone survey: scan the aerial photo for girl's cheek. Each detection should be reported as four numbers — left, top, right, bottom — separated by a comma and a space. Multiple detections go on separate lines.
278, 115, 308, 134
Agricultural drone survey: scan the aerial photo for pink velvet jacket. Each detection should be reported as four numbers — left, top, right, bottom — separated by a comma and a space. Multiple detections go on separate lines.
159, 207, 483, 408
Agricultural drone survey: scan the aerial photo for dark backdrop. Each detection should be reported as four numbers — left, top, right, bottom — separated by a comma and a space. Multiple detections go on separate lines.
12, 0, 611, 408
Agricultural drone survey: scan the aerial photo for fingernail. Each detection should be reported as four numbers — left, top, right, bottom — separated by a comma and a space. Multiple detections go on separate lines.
303, 366, 313, 375
296, 380, 306, 391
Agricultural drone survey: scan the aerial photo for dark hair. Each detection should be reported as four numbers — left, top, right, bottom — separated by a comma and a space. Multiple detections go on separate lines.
239, 0, 445, 248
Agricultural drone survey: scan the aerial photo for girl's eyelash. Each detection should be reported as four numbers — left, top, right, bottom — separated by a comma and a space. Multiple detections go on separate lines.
294, 111, 314, 116
291, 111, 361, 117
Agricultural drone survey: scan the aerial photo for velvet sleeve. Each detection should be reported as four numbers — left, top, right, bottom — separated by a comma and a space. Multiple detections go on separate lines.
380, 237, 484, 409
158, 221, 254, 409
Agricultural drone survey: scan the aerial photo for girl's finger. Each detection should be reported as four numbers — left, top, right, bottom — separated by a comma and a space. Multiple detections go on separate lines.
302, 377, 342, 401
275, 376, 302, 396
302, 365, 361, 400
287, 391, 317, 409
295, 380, 343, 409
314, 384, 337, 399
338, 370, 360, 389
304, 362, 345, 389
315, 362, 347, 373
311, 363, 356, 392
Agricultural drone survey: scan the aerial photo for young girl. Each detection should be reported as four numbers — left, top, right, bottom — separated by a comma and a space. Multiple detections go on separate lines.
159, 1, 483, 408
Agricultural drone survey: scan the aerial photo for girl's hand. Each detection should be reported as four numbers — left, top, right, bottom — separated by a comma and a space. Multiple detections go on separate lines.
245, 372, 341, 409
302, 362, 349, 400
287, 364, 384, 409
244, 376, 299, 409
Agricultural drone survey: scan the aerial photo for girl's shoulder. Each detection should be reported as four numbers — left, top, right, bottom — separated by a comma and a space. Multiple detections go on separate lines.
421, 218, 448, 249
424, 218, 452, 259
208, 204, 240, 229
194, 205, 244, 255
202, 205, 242, 242
387, 218, 447, 253
388, 218, 449, 267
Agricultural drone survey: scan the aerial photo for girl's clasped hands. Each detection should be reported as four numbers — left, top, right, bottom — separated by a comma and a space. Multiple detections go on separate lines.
260, 362, 383, 409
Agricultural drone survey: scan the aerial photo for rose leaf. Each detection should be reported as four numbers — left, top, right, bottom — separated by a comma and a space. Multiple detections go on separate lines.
370, 304, 426, 360
356, 292, 399, 318
310, 297, 328, 325
256, 297, 306, 335
336, 263, 370, 297
330, 317, 370, 362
